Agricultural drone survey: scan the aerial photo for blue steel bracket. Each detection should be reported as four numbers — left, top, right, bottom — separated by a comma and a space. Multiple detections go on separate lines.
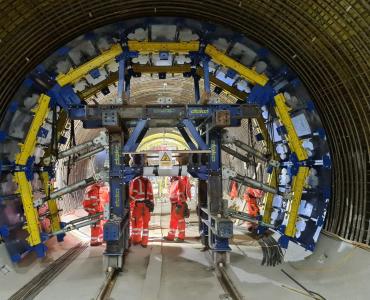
115, 50, 138, 99
122, 119, 149, 152
248, 84, 276, 107
187, 165, 208, 180
123, 166, 142, 183
181, 119, 209, 150
48, 84, 82, 111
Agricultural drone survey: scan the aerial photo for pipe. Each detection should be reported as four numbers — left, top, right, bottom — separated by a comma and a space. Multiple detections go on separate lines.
234, 140, 268, 162
57, 140, 95, 159
233, 174, 278, 195
63, 146, 105, 166
34, 176, 97, 207
221, 145, 256, 165
50, 217, 102, 236
226, 208, 275, 228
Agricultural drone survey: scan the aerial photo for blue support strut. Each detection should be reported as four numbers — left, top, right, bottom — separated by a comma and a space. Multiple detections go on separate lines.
123, 120, 149, 152
117, 58, 126, 103
181, 119, 209, 150
202, 56, 211, 96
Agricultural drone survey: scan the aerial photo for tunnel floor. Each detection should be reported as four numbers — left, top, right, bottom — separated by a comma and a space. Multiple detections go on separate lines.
1, 200, 369, 300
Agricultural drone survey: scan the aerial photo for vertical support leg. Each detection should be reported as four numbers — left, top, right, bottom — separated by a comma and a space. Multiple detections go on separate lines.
207, 130, 231, 263
104, 130, 129, 269
198, 180, 209, 249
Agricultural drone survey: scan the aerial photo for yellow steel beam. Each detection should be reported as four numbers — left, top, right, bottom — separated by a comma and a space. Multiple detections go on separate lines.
285, 167, 310, 237
56, 44, 123, 86
40, 172, 61, 233
128, 41, 200, 53
274, 93, 308, 161
14, 172, 41, 246
262, 169, 276, 224
205, 44, 269, 86
16, 94, 50, 165
14, 94, 51, 246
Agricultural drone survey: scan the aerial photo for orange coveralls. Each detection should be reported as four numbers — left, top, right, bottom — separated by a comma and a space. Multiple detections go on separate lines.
243, 187, 263, 231
229, 180, 238, 199
129, 176, 154, 247
166, 176, 191, 241
82, 183, 109, 246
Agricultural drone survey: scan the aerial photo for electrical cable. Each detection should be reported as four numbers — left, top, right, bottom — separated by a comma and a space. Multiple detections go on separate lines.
281, 269, 326, 300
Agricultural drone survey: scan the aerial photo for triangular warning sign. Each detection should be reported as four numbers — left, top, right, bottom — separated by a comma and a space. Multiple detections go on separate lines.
161, 152, 171, 162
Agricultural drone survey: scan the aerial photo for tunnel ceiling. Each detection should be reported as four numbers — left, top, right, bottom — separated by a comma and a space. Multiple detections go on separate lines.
0, 0, 369, 244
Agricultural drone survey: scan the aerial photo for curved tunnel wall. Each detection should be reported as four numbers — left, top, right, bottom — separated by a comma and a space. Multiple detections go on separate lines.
0, 0, 368, 244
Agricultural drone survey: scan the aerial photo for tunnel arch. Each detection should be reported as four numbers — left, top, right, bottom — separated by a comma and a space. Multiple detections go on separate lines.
0, 0, 368, 245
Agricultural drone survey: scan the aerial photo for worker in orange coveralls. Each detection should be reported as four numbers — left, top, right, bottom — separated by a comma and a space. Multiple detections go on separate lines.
83, 182, 109, 246
243, 187, 263, 232
181, 176, 192, 202
165, 176, 190, 242
129, 175, 154, 248
229, 180, 238, 200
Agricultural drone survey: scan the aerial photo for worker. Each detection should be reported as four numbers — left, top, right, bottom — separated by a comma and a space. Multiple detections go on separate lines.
165, 176, 190, 242
129, 175, 154, 248
181, 175, 192, 202
82, 182, 109, 246
229, 180, 238, 200
243, 187, 263, 232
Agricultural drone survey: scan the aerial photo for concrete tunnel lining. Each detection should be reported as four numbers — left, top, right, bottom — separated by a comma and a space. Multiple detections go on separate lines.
0, 0, 369, 243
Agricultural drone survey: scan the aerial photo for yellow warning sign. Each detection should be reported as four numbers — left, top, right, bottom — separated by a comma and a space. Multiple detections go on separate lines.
159, 151, 172, 167
161, 152, 171, 161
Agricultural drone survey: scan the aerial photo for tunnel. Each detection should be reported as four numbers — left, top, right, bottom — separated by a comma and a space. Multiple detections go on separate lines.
0, 1, 369, 299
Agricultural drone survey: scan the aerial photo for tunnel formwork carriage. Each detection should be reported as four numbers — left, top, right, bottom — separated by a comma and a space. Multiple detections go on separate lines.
0, 1, 369, 267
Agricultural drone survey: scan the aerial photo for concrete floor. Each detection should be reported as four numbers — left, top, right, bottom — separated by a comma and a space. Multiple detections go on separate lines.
0, 200, 369, 300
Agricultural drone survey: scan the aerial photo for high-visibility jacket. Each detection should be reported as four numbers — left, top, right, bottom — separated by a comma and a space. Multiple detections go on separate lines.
229, 181, 238, 200
129, 176, 153, 203
82, 183, 110, 246
83, 183, 109, 215
181, 176, 192, 200
169, 176, 189, 204
243, 187, 263, 217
